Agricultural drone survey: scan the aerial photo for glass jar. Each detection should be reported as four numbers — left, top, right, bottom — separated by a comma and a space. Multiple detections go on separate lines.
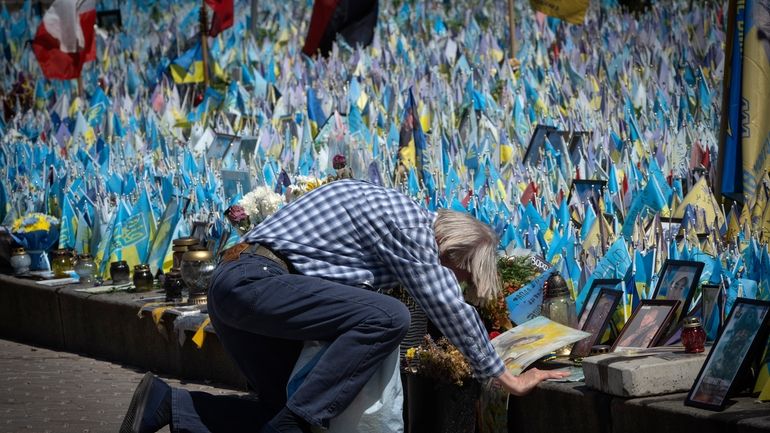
109, 260, 130, 284
74, 254, 97, 285
10, 248, 32, 275
172, 237, 199, 270
163, 270, 185, 303
682, 316, 706, 353
542, 272, 577, 356
542, 272, 578, 328
51, 249, 75, 278
181, 249, 216, 305
132, 264, 154, 292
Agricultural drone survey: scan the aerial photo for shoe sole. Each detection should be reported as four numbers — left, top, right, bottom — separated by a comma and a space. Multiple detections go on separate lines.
120, 372, 155, 433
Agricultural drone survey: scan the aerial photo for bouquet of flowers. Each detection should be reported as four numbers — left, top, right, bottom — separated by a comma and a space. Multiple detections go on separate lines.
10, 212, 60, 271
404, 335, 472, 386
224, 205, 251, 236
285, 175, 326, 203
225, 186, 285, 235
478, 256, 539, 335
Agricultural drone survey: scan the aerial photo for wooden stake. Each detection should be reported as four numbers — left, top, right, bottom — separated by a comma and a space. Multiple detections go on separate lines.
77, 76, 83, 99
200, 1, 210, 87
250, 0, 259, 37
507, 0, 516, 58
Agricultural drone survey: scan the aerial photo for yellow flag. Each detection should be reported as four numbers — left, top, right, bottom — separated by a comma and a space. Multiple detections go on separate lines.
192, 318, 212, 349
673, 177, 725, 229
529, 0, 588, 25
398, 140, 416, 169
500, 144, 514, 164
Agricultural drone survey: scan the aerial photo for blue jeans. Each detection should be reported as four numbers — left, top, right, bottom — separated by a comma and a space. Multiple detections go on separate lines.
170, 252, 410, 432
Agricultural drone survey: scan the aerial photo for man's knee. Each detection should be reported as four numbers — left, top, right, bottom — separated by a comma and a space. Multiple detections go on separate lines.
382, 297, 411, 340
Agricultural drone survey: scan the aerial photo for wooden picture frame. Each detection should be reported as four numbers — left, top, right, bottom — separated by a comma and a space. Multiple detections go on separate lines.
652, 259, 705, 316
207, 133, 238, 160
701, 283, 723, 341
611, 300, 680, 352
578, 279, 622, 330
686, 298, 770, 411
570, 289, 622, 359
220, 170, 252, 199
97, 10, 122, 31
522, 124, 557, 165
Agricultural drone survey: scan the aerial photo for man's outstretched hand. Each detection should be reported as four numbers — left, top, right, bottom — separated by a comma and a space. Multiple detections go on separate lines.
494, 368, 570, 396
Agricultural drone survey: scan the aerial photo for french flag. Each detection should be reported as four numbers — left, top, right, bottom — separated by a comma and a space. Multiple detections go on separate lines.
32, 0, 96, 80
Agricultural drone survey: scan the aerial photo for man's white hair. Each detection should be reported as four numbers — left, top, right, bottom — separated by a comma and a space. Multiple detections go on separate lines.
434, 209, 500, 304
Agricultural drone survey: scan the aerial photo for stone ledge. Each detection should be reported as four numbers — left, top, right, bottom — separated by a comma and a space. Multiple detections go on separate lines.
0, 274, 246, 389
1, 274, 769, 432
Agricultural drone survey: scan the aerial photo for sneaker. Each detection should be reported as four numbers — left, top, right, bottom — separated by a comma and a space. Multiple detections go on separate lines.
260, 407, 312, 433
120, 372, 172, 433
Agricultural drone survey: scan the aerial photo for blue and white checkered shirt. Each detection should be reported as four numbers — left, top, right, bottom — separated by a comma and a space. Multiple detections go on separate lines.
243, 179, 505, 378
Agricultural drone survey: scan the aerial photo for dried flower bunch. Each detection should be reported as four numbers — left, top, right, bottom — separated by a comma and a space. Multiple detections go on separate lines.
404, 335, 472, 386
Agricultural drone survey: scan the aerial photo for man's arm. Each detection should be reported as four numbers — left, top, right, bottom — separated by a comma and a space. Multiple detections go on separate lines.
376, 225, 505, 378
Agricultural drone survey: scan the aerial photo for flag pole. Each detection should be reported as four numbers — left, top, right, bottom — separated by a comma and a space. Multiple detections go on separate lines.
507, 0, 516, 58
200, 0, 211, 87
77, 75, 83, 99
250, 0, 259, 36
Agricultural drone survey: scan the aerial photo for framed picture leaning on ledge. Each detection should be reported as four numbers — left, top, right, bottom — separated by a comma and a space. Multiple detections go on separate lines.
611, 299, 680, 352
686, 298, 770, 411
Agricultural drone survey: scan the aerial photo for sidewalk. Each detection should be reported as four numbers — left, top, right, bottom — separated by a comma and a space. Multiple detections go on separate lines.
0, 338, 243, 433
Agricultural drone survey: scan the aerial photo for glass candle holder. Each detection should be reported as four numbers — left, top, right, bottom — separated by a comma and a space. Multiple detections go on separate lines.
163, 270, 185, 303
682, 316, 706, 353
172, 237, 199, 270
10, 248, 32, 275
74, 254, 96, 285
132, 264, 154, 292
181, 249, 216, 305
110, 260, 130, 284
51, 249, 75, 278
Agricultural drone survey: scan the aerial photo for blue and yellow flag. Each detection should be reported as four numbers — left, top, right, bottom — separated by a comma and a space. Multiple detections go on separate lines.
58, 194, 78, 250
170, 43, 206, 84
147, 197, 182, 274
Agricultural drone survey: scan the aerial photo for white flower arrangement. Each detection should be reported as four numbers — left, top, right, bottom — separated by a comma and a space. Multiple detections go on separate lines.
285, 175, 326, 203
238, 186, 285, 224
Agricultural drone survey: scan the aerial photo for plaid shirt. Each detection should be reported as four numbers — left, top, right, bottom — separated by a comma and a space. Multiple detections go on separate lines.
243, 179, 505, 378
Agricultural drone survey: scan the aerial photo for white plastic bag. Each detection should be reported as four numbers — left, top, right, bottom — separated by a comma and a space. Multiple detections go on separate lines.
287, 341, 404, 433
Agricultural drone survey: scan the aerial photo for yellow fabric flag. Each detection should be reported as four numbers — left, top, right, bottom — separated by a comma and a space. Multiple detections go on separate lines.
500, 144, 514, 164
170, 61, 205, 84
529, 0, 588, 25
192, 318, 212, 349
398, 140, 416, 169
151, 307, 172, 326
673, 177, 725, 229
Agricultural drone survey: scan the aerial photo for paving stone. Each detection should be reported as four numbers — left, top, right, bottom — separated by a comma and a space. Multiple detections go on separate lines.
0, 338, 244, 433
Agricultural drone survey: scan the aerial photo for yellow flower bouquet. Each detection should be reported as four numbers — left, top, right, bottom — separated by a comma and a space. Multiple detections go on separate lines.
10, 213, 60, 271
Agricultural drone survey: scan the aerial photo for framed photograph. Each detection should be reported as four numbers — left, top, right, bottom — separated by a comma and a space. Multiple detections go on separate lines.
653, 260, 704, 315
570, 289, 623, 359
611, 300, 680, 351
701, 284, 723, 340
207, 133, 238, 160
238, 136, 258, 164
569, 179, 607, 206
567, 131, 591, 166
660, 217, 683, 241
523, 124, 557, 165
686, 298, 770, 411
578, 279, 622, 329
220, 170, 252, 199
97, 10, 122, 31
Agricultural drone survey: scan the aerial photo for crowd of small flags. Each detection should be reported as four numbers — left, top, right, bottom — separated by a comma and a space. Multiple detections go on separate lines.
0, 0, 769, 319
